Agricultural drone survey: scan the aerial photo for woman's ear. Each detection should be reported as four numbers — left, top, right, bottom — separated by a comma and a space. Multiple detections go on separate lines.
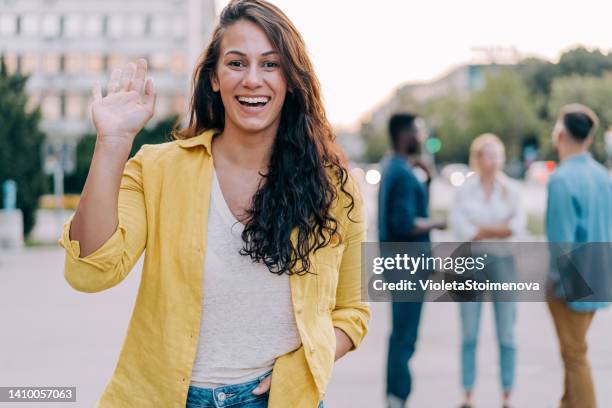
211, 74, 220, 93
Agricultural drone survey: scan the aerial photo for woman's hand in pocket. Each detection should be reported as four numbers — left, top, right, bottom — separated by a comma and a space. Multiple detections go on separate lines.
251, 374, 271, 395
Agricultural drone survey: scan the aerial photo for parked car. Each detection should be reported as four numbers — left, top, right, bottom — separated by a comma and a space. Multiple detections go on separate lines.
525, 160, 556, 185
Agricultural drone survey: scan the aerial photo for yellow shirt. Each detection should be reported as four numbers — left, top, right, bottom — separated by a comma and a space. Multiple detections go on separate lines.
58, 129, 370, 408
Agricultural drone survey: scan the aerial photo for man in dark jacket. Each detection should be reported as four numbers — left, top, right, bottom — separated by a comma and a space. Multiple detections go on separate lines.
378, 113, 446, 408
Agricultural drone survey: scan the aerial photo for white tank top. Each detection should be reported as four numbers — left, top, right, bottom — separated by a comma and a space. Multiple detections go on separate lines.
189, 169, 302, 387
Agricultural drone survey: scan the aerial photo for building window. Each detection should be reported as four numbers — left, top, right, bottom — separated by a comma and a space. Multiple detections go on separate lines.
20, 53, 38, 74
127, 15, 145, 37
86, 54, 104, 72
64, 54, 82, 73
151, 52, 169, 71
172, 94, 185, 114
42, 93, 61, 120
156, 95, 170, 117
43, 54, 61, 74
66, 92, 84, 119
171, 15, 186, 39
108, 15, 123, 38
64, 14, 82, 38
170, 53, 187, 75
84, 15, 102, 37
21, 14, 38, 36
108, 54, 126, 71
0, 14, 17, 36
41, 14, 60, 38
151, 15, 166, 37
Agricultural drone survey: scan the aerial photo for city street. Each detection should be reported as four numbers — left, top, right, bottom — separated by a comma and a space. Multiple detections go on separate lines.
1, 1, 611, 406
1, 247, 611, 407
1, 178, 611, 407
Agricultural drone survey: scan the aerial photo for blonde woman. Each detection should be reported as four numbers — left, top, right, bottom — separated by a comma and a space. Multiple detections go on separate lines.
450, 133, 526, 408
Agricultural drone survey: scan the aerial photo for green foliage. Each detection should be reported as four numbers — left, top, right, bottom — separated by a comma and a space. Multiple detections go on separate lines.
64, 115, 179, 194
360, 46, 612, 166
359, 121, 389, 163
0, 59, 46, 237
465, 70, 541, 158
558, 48, 612, 77
548, 75, 612, 161
420, 94, 470, 164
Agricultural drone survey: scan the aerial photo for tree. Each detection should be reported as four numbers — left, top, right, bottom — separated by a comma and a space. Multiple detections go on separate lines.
0, 58, 46, 237
517, 57, 560, 98
359, 121, 389, 163
466, 69, 541, 159
64, 115, 180, 194
421, 94, 470, 164
548, 75, 612, 161
558, 47, 612, 78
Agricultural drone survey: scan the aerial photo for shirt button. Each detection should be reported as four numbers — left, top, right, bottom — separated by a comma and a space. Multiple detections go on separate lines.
295, 305, 303, 314
218, 392, 226, 401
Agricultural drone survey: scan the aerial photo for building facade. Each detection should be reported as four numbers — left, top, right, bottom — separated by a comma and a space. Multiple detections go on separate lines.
0, 0, 216, 144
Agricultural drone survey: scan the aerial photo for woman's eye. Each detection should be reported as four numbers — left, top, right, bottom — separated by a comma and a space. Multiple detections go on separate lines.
263, 61, 279, 68
228, 61, 244, 68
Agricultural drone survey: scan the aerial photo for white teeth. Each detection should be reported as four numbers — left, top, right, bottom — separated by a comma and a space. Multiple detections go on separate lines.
237, 96, 270, 104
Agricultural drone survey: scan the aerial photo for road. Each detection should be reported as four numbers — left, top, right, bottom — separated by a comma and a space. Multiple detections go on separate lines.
1, 179, 611, 407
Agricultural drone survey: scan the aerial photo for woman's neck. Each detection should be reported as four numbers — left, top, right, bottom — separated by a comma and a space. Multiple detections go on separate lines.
479, 172, 496, 197
214, 121, 277, 171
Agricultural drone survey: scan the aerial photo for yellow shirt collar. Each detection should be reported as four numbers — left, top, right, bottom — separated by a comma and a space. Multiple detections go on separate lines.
176, 128, 220, 154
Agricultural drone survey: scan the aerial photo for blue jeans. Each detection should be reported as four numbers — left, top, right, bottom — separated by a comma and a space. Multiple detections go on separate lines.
386, 301, 424, 402
459, 256, 517, 392
186, 370, 324, 407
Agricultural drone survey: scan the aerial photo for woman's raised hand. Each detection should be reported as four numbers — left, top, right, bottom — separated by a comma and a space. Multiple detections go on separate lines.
91, 58, 156, 148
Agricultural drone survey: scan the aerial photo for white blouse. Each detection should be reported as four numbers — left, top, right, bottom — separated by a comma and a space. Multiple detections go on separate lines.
450, 173, 526, 242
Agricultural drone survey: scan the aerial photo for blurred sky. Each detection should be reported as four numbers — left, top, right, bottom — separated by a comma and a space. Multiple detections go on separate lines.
215, 0, 612, 130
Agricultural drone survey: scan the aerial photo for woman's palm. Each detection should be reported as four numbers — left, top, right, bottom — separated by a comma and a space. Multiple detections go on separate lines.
91, 58, 156, 144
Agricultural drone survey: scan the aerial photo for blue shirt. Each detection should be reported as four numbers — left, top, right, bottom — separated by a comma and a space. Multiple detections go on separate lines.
378, 154, 430, 243
545, 152, 612, 311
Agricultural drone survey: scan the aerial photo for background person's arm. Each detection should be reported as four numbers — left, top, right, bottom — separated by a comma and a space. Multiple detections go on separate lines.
450, 182, 514, 241
546, 177, 576, 243
389, 171, 445, 240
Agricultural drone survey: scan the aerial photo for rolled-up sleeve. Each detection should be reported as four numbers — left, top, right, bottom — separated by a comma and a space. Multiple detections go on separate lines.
58, 146, 148, 293
332, 176, 370, 350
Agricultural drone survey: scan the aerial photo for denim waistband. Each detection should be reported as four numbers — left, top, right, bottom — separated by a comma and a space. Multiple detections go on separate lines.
186, 369, 273, 408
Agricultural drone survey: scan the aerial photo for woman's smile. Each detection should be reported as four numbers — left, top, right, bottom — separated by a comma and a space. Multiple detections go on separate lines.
235, 95, 272, 114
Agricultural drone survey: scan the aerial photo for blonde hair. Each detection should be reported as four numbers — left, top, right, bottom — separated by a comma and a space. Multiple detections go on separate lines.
468, 133, 511, 198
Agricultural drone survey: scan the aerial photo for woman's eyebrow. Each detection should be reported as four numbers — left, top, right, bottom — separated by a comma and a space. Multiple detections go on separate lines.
224, 50, 278, 57
224, 50, 246, 57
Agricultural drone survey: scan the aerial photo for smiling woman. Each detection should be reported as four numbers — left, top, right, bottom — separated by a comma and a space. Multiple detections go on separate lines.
58, 1, 369, 407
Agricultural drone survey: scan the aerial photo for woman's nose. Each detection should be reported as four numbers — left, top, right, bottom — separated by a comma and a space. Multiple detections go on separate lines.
242, 65, 263, 88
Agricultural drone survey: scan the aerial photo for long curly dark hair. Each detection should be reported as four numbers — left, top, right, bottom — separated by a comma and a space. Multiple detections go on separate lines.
173, 0, 356, 275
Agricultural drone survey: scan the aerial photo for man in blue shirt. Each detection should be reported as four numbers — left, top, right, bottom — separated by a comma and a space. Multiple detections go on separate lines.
546, 103, 612, 408
378, 113, 446, 408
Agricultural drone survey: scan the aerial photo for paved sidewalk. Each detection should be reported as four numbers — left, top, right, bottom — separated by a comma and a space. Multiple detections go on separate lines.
1, 248, 611, 408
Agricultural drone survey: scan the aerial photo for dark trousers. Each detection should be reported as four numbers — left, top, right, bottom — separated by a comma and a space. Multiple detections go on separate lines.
386, 301, 424, 401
